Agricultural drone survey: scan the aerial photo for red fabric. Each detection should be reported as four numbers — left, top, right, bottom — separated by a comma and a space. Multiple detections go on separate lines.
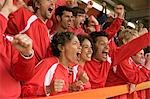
0, 13, 35, 98
0, 14, 7, 43
6, 7, 52, 64
105, 17, 123, 39
94, 24, 101, 32
46, 19, 53, 30
55, 0, 66, 8
106, 33, 150, 99
69, 26, 88, 36
84, 59, 111, 89
22, 57, 89, 97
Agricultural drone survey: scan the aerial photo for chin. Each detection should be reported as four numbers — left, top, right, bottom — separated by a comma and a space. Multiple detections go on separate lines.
102, 58, 107, 62
86, 58, 91, 61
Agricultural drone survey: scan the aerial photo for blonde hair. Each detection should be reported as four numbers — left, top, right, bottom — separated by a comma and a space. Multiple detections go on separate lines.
118, 28, 139, 44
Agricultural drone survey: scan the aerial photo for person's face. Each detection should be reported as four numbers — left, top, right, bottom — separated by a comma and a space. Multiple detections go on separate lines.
94, 36, 109, 62
74, 13, 86, 26
62, 36, 81, 64
37, 0, 55, 21
60, 11, 73, 29
80, 39, 93, 62
132, 50, 145, 65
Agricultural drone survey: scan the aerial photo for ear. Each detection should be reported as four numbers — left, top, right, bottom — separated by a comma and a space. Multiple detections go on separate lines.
35, 1, 40, 9
58, 44, 64, 52
56, 15, 61, 22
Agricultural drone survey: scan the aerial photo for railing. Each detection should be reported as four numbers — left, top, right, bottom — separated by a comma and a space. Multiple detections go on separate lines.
24, 81, 150, 99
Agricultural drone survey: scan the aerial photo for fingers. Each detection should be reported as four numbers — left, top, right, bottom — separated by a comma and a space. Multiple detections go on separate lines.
54, 79, 65, 92
11, 34, 33, 56
129, 83, 136, 94
12, 34, 32, 48
79, 72, 89, 83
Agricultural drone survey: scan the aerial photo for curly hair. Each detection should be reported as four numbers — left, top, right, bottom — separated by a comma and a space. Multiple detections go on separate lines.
51, 32, 75, 57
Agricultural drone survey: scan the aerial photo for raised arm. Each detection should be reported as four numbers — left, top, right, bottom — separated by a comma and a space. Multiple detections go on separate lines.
11, 34, 35, 81
113, 32, 150, 66
104, 4, 124, 39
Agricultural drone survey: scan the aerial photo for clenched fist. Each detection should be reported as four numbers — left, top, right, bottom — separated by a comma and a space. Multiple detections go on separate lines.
11, 34, 33, 57
53, 79, 65, 92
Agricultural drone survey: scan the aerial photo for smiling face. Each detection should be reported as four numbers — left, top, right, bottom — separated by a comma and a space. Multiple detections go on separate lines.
36, 0, 56, 21
62, 35, 81, 64
94, 36, 109, 62
80, 39, 93, 62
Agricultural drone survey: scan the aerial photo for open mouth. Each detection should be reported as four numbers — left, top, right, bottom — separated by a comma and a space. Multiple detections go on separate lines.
87, 53, 92, 58
48, 8, 53, 13
102, 51, 108, 59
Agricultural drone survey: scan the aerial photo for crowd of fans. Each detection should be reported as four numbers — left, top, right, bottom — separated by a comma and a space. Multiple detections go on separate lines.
0, 0, 149, 99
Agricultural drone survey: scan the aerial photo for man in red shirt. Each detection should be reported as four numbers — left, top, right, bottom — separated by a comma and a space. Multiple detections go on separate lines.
69, 7, 87, 35
0, 1, 35, 98
6, 0, 56, 64
51, 6, 73, 34
84, 29, 150, 89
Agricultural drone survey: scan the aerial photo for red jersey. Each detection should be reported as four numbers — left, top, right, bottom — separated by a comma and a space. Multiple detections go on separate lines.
6, 7, 52, 64
0, 13, 35, 99
85, 32, 150, 89
106, 32, 150, 87
84, 57, 112, 89
21, 57, 90, 97
105, 17, 123, 39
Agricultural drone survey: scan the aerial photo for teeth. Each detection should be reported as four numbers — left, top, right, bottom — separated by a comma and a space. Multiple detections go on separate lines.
102, 52, 107, 59
87, 54, 92, 58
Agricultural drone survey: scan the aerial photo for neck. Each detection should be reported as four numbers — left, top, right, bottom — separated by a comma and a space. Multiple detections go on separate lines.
74, 21, 81, 28
36, 12, 47, 23
58, 56, 69, 69
93, 54, 102, 62
57, 25, 68, 33
78, 59, 85, 67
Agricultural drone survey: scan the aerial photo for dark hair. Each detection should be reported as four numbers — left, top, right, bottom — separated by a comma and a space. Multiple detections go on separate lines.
77, 34, 94, 52
144, 46, 150, 55
30, 0, 40, 12
72, 7, 85, 17
51, 32, 75, 57
55, 6, 72, 17
77, 34, 93, 46
89, 31, 108, 44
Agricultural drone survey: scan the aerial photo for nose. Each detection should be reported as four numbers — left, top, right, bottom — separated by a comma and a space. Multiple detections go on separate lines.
88, 47, 93, 54
105, 44, 110, 50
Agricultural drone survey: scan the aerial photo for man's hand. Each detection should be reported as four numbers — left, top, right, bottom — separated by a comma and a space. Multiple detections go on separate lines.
129, 83, 136, 94
69, 80, 84, 92
11, 34, 33, 57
